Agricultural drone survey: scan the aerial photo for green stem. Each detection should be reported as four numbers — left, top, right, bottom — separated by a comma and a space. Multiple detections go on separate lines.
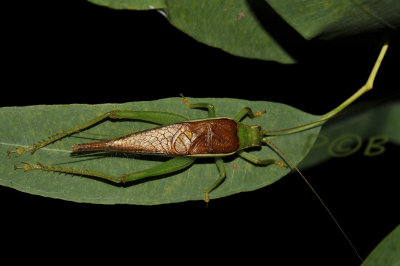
321, 40, 389, 121
264, 39, 389, 137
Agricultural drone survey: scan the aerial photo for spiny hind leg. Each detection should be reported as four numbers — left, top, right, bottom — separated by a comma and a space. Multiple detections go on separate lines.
8, 110, 126, 156
180, 94, 216, 118
238, 151, 287, 168
8, 110, 188, 157
14, 157, 196, 184
233, 107, 266, 122
14, 162, 123, 183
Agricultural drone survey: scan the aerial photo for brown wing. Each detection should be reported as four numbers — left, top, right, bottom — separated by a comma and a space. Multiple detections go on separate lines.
187, 119, 239, 155
71, 119, 239, 156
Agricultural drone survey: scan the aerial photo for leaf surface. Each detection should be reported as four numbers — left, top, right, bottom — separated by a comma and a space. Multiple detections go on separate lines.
265, 0, 400, 39
165, 0, 295, 63
88, 0, 166, 10
362, 225, 400, 266
86, 0, 400, 63
0, 98, 320, 204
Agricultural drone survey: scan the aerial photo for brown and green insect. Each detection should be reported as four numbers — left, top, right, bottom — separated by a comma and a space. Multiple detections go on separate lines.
9, 41, 388, 262
12, 97, 285, 203
10, 41, 388, 205
11, 41, 388, 204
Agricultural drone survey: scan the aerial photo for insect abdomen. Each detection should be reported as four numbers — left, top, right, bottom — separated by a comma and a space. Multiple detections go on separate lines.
71, 118, 240, 156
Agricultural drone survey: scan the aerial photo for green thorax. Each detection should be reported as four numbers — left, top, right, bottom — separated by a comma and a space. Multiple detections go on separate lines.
237, 122, 263, 151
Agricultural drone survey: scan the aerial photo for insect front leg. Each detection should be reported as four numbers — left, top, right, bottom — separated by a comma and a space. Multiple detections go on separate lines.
238, 151, 287, 168
180, 94, 216, 118
233, 107, 266, 122
204, 157, 227, 203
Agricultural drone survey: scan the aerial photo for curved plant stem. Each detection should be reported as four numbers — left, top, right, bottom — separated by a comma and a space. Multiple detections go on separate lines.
321, 39, 389, 121
264, 38, 390, 137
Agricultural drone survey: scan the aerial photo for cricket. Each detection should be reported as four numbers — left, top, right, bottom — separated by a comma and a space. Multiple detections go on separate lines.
8, 41, 389, 262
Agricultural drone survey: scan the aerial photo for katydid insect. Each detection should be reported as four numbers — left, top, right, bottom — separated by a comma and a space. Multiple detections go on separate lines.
8, 41, 389, 262
12, 99, 284, 203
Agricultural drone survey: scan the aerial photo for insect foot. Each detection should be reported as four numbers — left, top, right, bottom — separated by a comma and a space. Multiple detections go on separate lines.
7, 146, 34, 157
275, 161, 288, 168
204, 191, 210, 203
14, 162, 41, 171
180, 93, 189, 105
254, 110, 267, 117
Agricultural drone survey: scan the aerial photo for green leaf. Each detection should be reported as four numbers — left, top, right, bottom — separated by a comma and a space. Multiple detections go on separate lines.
362, 225, 400, 266
87, 0, 166, 10
166, 0, 295, 63
86, 0, 296, 63
0, 98, 320, 204
299, 100, 400, 170
86, 0, 399, 63
265, 0, 400, 39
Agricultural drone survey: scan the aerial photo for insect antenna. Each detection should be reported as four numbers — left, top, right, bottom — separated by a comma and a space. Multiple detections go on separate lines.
262, 137, 363, 262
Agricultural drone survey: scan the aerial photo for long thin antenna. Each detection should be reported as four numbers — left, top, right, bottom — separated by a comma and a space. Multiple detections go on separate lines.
263, 138, 363, 262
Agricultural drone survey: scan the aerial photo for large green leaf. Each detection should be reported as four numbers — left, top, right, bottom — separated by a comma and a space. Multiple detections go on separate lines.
362, 225, 400, 266
87, 0, 166, 10
265, 0, 400, 39
86, 0, 399, 63
166, 0, 295, 63
0, 98, 320, 204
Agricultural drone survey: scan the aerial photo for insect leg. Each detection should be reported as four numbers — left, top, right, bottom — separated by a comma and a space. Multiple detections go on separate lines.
121, 157, 196, 183
15, 157, 196, 184
238, 151, 287, 168
204, 157, 226, 202
111, 110, 188, 125
180, 94, 216, 118
232, 107, 266, 122
15, 162, 123, 183
9, 110, 188, 156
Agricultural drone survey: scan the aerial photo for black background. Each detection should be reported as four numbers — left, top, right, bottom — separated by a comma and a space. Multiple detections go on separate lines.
2, 1, 399, 265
